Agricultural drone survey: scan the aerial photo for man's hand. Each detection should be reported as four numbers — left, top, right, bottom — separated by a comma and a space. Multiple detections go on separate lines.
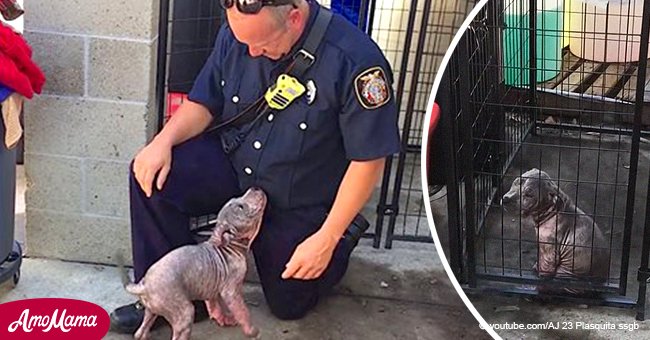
133, 138, 173, 197
281, 230, 340, 280
281, 159, 385, 281
130, 100, 213, 198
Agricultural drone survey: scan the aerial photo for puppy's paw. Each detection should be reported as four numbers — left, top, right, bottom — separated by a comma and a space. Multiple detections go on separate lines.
213, 314, 237, 327
243, 325, 259, 338
134, 329, 149, 340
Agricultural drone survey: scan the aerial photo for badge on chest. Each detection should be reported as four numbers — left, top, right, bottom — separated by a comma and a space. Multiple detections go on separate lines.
305, 80, 317, 105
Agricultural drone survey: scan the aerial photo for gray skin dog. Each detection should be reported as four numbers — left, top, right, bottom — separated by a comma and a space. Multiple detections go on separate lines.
124, 187, 266, 340
501, 169, 609, 295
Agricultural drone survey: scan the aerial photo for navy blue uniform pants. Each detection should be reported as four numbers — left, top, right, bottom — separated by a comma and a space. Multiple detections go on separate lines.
130, 134, 351, 320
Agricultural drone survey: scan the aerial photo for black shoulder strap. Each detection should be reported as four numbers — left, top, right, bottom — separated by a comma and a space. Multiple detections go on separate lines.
289, 7, 332, 78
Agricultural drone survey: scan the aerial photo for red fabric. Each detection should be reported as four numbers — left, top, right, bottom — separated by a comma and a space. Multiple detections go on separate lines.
426, 102, 441, 181
166, 92, 188, 120
0, 51, 33, 98
0, 23, 46, 98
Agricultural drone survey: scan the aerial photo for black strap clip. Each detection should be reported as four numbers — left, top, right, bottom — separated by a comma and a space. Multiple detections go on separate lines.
294, 49, 315, 67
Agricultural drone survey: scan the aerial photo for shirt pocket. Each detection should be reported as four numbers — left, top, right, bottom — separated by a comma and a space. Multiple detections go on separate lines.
296, 90, 341, 154
220, 75, 261, 121
270, 100, 310, 156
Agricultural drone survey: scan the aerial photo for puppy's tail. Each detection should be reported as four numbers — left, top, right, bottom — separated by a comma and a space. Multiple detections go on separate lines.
125, 282, 146, 296
115, 252, 135, 289
115, 252, 147, 297
115, 253, 144, 295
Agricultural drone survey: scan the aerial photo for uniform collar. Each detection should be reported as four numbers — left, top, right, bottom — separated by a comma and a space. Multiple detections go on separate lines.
279, 0, 321, 63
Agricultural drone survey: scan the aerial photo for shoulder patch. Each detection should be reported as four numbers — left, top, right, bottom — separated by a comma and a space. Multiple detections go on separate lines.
354, 66, 390, 109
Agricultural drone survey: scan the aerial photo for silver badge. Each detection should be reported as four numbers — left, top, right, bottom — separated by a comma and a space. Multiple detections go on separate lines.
306, 80, 317, 105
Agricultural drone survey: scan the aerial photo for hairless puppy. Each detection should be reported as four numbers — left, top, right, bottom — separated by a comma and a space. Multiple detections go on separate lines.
123, 187, 266, 340
502, 169, 609, 295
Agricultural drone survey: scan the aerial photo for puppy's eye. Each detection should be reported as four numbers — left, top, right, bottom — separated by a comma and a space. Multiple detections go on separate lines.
236, 204, 244, 211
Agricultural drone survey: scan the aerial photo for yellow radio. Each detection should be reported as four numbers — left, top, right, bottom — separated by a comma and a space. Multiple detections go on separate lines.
264, 74, 306, 110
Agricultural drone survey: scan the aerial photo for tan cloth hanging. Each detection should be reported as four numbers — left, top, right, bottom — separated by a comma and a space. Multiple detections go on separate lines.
1, 93, 23, 149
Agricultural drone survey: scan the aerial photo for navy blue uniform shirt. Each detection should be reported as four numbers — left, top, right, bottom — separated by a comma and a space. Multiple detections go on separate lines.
188, 1, 401, 210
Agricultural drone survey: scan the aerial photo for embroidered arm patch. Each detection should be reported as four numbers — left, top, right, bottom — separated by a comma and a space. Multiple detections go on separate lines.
354, 66, 390, 109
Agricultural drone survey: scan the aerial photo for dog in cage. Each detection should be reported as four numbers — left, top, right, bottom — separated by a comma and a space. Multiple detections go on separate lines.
501, 168, 609, 295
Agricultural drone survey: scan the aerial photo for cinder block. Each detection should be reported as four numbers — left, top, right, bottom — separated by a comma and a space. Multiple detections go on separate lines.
24, 96, 148, 161
145, 103, 160, 140
88, 38, 154, 102
24, 154, 83, 213
23, 32, 84, 96
144, 39, 160, 139
25, 0, 158, 40
26, 209, 131, 265
84, 160, 130, 218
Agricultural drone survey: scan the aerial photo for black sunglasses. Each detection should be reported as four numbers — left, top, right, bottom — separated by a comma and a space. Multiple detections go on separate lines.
220, 0, 296, 15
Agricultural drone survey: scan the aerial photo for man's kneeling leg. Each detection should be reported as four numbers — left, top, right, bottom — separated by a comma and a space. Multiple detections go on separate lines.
257, 247, 351, 320
252, 215, 352, 320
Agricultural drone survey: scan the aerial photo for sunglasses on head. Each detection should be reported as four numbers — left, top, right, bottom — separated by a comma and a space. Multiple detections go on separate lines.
220, 0, 296, 15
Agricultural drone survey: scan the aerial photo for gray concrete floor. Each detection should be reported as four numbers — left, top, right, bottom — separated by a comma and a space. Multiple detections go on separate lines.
431, 129, 650, 339
469, 293, 650, 340
1, 165, 490, 340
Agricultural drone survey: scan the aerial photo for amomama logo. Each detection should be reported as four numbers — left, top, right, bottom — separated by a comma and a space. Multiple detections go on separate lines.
0, 298, 110, 339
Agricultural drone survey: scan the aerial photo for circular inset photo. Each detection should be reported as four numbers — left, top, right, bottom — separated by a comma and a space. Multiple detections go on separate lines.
423, 0, 650, 338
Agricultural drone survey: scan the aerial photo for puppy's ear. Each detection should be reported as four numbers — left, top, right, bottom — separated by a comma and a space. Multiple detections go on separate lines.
246, 218, 263, 249
551, 180, 561, 193
212, 221, 232, 247
549, 188, 563, 208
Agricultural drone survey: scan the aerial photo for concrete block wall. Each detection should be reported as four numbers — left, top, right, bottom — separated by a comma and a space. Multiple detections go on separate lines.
22, 0, 161, 265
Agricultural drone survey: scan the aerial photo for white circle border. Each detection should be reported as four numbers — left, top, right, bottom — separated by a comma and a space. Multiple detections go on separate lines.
421, 0, 502, 339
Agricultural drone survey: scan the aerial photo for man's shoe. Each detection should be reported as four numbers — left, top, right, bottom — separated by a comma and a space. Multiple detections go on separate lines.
342, 214, 370, 251
109, 301, 146, 334
110, 300, 210, 334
